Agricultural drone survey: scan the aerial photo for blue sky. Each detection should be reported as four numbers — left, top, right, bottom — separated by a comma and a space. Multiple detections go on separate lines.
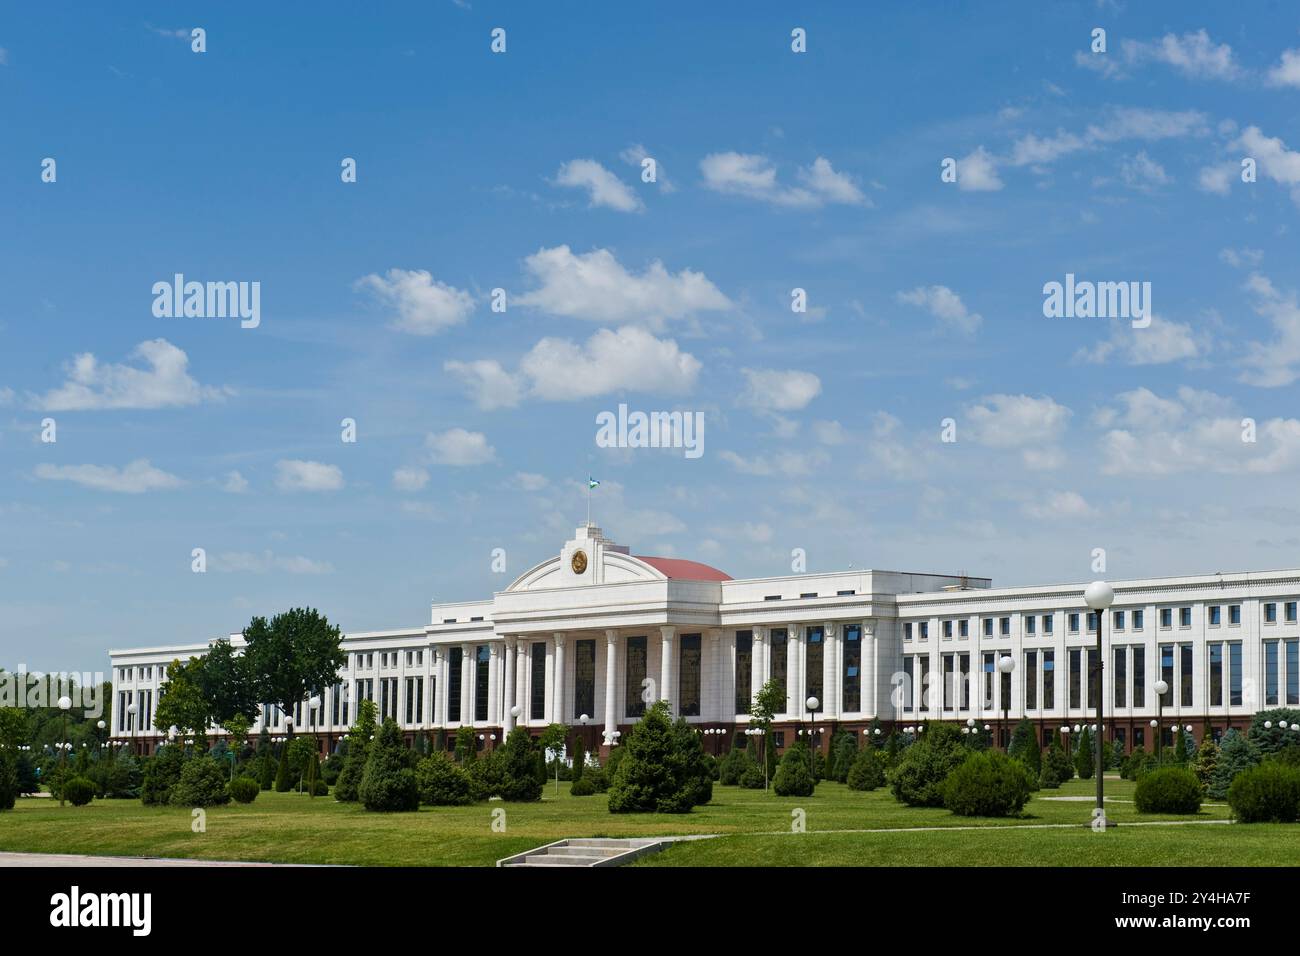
5, 2, 1300, 671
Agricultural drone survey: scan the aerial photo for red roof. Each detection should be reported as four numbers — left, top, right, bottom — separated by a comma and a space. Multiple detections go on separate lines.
634, 556, 732, 581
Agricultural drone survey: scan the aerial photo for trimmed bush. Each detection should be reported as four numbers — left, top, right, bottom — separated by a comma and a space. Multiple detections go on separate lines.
1227, 762, 1300, 823
499, 727, 543, 802
1008, 719, 1041, 779
846, 747, 886, 792
718, 746, 757, 786
0, 751, 19, 811
415, 752, 472, 806
570, 774, 598, 796
274, 742, 292, 793
228, 776, 260, 803
570, 734, 586, 783
1209, 729, 1260, 799
140, 745, 185, 806
941, 750, 1032, 817
1133, 767, 1202, 814
468, 749, 507, 802
334, 700, 378, 802
888, 724, 966, 807
829, 732, 858, 783
359, 718, 419, 812
773, 740, 816, 797
171, 757, 231, 807
1267, 744, 1300, 768
738, 764, 765, 789
607, 701, 713, 814
63, 777, 95, 806
1073, 727, 1094, 780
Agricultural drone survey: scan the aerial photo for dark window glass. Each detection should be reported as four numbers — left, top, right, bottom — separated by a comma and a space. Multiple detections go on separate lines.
531, 643, 546, 721
1288, 640, 1299, 706
1069, 649, 1082, 709
770, 629, 788, 707
959, 652, 970, 710
679, 634, 702, 717
1087, 649, 1099, 709
1160, 645, 1174, 706
982, 652, 995, 709
1180, 644, 1193, 707
1230, 642, 1242, 706
943, 654, 955, 711
1113, 647, 1126, 708
448, 647, 463, 720
625, 635, 647, 718
1133, 647, 1145, 707
1265, 641, 1279, 706
1025, 651, 1037, 710
806, 626, 824, 704
1209, 644, 1223, 707
736, 631, 753, 715
901, 656, 914, 712
474, 647, 490, 722
574, 639, 596, 720
842, 626, 861, 712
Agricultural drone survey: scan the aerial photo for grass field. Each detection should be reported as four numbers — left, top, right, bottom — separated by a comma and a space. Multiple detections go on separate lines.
1, 777, 1280, 867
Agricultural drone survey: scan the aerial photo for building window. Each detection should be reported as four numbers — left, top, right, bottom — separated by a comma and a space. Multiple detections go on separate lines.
1133, 609, 1144, 630
770, 629, 788, 708
902, 657, 914, 712
1180, 644, 1193, 707
447, 647, 462, 720
1043, 650, 1055, 710
1265, 641, 1279, 706
1026, 616, 1036, 636
405, 677, 423, 724
942, 654, 955, 712
1069, 649, 1082, 709
1132, 646, 1144, 708
1025, 650, 1038, 711
380, 678, 392, 721
1068, 613, 1080, 634
959, 619, 969, 638
531, 642, 547, 721
1287, 640, 1299, 706
959, 652, 970, 710
982, 652, 994, 709
983, 618, 993, 638
1086, 612, 1097, 634
1133, 726, 1144, 749
1113, 609, 1125, 630
574, 639, 596, 720
805, 626, 824, 705
1229, 642, 1243, 706
1043, 615, 1054, 635
920, 657, 931, 712
625, 635, 648, 719
903, 622, 912, 641
1179, 607, 1191, 627
1000, 668, 1012, 717
1160, 608, 1172, 629
1113, 647, 1126, 708
474, 647, 490, 722
1160, 645, 1174, 707
919, 622, 929, 641
1087, 649, 1100, 709
1000, 617, 1010, 637
679, 634, 702, 717
1210, 606, 1221, 626
842, 625, 861, 713
943, 620, 953, 640
735, 631, 753, 715
1229, 605, 1241, 626
1287, 602, 1298, 624
1265, 602, 1278, 624
1209, 644, 1223, 707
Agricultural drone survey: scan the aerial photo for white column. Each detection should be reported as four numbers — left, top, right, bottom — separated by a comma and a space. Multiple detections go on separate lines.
864, 625, 876, 718
659, 625, 675, 711
708, 629, 724, 721
460, 643, 474, 724
551, 634, 566, 724
515, 639, 528, 727
604, 630, 619, 746
502, 637, 516, 733
824, 622, 839, 718
787, 625, 802, 715
750, 626, 766, 715
435, 648, 447, 726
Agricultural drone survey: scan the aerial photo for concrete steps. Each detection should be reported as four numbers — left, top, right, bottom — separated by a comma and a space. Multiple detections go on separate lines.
498, 837, 664, 868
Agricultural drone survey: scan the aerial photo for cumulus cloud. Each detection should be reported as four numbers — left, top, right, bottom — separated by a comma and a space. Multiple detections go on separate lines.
1075, 315, 1208, 366
392, 467, 429, 491
213, 551, 334, 574
221, 471, 249, 494
274, 460, 344, 492
896, 285, 983, 336
965, 394, 1071, 468
34, 459, 184, 493
354, 268, 474, 335
443, 359, 524, 410
699, 152, 867, 207
956, 146, 1003, 191
1076, 29, 1240, 81
1238, 272, 1300, 387
739, 368, 822, 412
1232, 126, 1300, 204
553, 159, 643, 212
515, 245, 730, 329
33, 339, 229, 411
1022, 490, 1093, 520
1119, 151, 1169, 189
426, 428, 495, 466
1267, 48, 1300, 88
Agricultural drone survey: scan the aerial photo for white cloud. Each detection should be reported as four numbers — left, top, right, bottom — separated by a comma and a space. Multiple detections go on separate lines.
523, 326, 701, 401
739, 368, 822, 412
0, 387, 14, 406
274, 459, 344, 492
426, 428, 495, 466
553, 159, 642, 212
1239, 272, 1300, 387
354, 268, 474, 335
896, 285, 983, 336
965, 394, 1071, 453
34, 339, 229, 411
392, 467, 429, 491
1022, 490, 1093, 520
221, 471, 249, 494
812, 420, 847, 445
1079, 30, 1240, 81
1197, 162, 1236, 195
513, 472, 548, 491
719, 448, 827, 477
1267, 48, 1300, 88
1009, 130, 1086, 167
443, 359, 524, 410
957, 146, 1003, 191
0, 48, 8, 66
1233, 126, 1300, 204
515, 245, 730, 329
1119, 150, 1169, 188
1219, 247, 1263, 269
34, 459, 184, 494
1075, 315, 1207, 366
699, 152, 866, 207
214, 551, 334, 574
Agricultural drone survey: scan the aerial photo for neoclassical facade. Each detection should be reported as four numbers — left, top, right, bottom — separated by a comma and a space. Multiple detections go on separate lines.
108, 524, 1300, 756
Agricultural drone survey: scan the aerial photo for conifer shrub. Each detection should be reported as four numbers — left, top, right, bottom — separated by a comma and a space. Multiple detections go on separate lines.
499, 727, 543, 802
1134, 767, 1202, 814
846, 747, 886, 792
773, 740, 816, 797
1227, 762, 1300, 823
0, 751, 17, 810
467, 749, 507, 802
607, 701, 712, 813
941, 750, 1032, 817
718, 746, 756, 786
334, 700, 377, 802
1209, 729, 1260, 799
570, 774, 598, 796
140, 745, 185, 806
888, 723, 966, 807
359, 718, 419, 812
738, 764, 766, 789
415, 752, 472, 806
171, 757, 231, 807
228, 776, 260, 804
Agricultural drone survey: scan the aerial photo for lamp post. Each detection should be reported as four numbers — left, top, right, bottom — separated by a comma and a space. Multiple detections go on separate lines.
1153, 679, 1169, 765
805, 696, 820, 780
997, 656, 1015, 750
95, 720, 106, 762
56, 695, 72, 807
1062, 724, 1071, 758
1084, 580, 1114, 824
306, 696, 321, 797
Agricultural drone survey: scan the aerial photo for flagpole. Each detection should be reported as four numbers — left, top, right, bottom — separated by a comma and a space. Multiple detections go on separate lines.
587, 480, 591, 526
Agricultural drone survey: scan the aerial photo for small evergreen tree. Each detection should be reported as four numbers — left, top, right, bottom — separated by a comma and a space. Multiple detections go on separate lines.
274, 739, 292, 792
773, 739, 816, 797
1174, 728, 1191, 766
830, 731, 858, 783
571, 733, 586, 783
1007, 719, 1041, 778
140, 744, 185, 806
359, 718, 419, 812
606, 701, 712, 813
498, 727, 543, 802
415, 752, 471, 805
454, 726, 476, 764
1074, 727, 1094, 780
1192, 737, 1219, 793
1209, 728, 1260, 799
846, 746, 885, 791
333, 699, 377, 802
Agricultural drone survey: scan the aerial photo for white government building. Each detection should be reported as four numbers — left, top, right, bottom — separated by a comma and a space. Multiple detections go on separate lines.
109, 523, 1300, 756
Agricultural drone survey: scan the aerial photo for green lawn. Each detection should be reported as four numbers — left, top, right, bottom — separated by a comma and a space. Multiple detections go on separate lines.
0, 777, 1269, 867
